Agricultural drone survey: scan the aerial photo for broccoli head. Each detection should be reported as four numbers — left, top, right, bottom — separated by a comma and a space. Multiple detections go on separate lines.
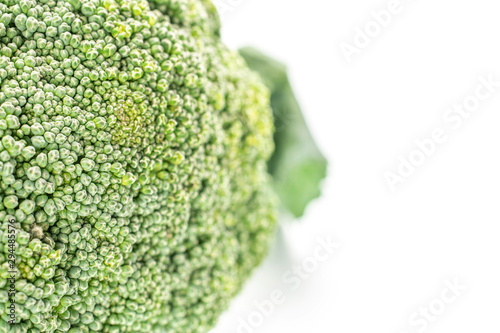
0, 0, 278, 331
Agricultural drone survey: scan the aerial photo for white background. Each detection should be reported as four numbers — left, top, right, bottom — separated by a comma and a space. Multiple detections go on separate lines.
211, 0, 500, 332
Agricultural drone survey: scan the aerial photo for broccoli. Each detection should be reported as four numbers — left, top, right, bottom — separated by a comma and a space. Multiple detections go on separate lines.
0, 0, 279, 331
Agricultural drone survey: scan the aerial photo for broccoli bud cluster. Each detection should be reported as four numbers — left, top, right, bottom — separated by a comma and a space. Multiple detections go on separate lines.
0, 0, 278, 331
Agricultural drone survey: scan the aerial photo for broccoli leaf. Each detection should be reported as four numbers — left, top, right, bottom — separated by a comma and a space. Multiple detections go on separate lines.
239, 47, 328, 218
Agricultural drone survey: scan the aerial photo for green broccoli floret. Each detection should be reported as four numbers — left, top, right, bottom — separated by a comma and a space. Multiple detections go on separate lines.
0, 0, 278, 331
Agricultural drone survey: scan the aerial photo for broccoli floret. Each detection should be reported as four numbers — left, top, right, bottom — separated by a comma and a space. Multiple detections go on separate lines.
0, 0, 278, 331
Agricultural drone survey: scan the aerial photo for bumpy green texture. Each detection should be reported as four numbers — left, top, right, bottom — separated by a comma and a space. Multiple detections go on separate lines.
0, 0, 278, 331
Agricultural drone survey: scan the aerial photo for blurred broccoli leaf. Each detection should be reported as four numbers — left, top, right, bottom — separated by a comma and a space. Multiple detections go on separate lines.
239, 47, 328, 218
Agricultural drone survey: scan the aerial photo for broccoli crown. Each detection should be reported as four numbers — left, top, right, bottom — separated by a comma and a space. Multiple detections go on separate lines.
0, 0, 278, 331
